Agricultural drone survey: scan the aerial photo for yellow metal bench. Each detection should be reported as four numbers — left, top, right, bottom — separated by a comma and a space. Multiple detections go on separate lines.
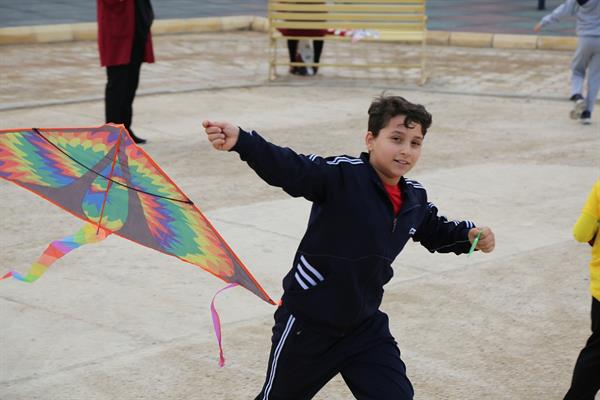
267, 0, 428, 84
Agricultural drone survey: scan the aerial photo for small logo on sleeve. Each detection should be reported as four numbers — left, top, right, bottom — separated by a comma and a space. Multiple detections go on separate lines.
408, 227, 416, 236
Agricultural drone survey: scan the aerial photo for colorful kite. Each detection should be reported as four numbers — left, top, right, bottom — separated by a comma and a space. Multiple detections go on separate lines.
0, 124, 275, 364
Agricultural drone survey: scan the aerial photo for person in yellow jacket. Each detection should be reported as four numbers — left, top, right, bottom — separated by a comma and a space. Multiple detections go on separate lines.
564, 179, 600, 400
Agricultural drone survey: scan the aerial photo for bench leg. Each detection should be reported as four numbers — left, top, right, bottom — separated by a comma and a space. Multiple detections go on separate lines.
268, 35, 277, 81
419, 62, 428, 85
419, 36, 428, 86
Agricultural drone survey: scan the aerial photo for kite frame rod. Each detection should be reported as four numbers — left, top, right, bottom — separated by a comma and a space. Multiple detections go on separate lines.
95, 128, 123, 234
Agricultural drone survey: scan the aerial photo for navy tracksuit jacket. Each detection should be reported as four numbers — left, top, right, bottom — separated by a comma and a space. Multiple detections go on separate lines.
232, 129, 475, 399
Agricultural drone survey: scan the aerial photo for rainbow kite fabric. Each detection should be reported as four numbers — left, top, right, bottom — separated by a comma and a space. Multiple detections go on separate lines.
1, 223, 109, 282
0, 124, 274, 306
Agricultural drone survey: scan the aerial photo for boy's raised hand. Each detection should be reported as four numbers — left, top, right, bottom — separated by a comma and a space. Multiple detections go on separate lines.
468, 227, 495, 253
203, 120, 240, 151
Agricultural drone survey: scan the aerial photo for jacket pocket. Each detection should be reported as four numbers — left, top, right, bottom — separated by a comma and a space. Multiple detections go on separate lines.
284, 277, 350, 328
283, 255, 388, 335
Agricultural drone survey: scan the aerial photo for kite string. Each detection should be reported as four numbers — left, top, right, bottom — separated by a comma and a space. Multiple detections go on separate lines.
210, 282, 239, 367
31, 128, 193, 205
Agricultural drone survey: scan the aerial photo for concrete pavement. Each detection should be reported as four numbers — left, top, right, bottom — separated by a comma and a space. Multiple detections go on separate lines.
0, 31, 581, 112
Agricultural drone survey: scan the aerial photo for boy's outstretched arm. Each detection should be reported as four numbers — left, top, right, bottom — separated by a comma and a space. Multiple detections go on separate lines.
468, 227, 495, 253
202, 120, 330, 203
413, 202, 495, 255
203, 120, 239, 151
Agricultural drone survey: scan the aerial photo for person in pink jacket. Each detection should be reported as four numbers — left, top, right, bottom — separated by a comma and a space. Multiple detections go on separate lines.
97, 0, 155, 144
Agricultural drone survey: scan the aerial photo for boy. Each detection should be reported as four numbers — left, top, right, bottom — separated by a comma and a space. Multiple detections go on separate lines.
203, 95, 495, 399
534, 0, 600, 125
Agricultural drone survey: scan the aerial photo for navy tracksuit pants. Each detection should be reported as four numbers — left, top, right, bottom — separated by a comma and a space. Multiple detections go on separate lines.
255, 306, 414, 400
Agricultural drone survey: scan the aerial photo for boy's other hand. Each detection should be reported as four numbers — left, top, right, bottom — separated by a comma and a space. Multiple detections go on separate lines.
468, 227, 495, 253
534, 23, 542, 33
203, 120, 240, 151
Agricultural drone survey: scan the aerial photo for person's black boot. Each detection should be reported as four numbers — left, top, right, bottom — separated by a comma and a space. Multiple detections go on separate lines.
129, 131, 147, 144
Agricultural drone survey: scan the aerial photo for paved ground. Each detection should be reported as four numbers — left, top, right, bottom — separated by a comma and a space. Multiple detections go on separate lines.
0, 31, 579, 111
0, 0, 575, 36
1, 31, 600, 399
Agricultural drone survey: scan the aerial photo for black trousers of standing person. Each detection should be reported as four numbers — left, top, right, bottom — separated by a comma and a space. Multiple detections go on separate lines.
254, 305, 414, 400
287, 39, 324, 74
105, 33, 146, 142
564, 297, 600, 400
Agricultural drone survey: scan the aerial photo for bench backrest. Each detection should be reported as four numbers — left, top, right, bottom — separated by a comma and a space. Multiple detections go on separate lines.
268, 0, 427, 37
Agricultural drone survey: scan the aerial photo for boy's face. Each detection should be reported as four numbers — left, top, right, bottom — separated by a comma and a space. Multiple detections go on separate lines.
365, 115, 423, 185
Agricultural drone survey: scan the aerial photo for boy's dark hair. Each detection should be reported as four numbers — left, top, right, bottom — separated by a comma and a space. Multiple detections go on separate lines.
368, 95, 432, 136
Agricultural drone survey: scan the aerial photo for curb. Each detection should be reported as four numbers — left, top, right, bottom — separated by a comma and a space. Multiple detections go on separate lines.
0, 15, 576, 51
428, 31, 577, 51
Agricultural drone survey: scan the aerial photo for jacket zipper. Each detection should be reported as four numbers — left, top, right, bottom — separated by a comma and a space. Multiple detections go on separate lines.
393, 204, 420, 233
374, 177, 419, 233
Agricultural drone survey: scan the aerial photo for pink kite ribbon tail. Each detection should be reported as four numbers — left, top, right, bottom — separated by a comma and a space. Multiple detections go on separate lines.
1, 223, 111, 283
210, 282, 239, 367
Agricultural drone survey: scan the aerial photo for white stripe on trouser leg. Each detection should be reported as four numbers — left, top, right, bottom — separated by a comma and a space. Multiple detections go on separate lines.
263, 315, 296, 399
